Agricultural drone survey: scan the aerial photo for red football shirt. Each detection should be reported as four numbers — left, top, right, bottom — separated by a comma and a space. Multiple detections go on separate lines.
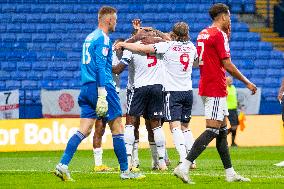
197, 26, 230, 97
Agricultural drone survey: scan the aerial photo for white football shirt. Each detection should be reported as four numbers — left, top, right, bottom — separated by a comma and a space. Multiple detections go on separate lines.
154, 41, 197, 91
121, 45, 164, 88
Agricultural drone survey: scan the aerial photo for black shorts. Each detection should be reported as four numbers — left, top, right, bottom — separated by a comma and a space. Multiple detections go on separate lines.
127, 84, 164, 119
164, 90, 193, 123
228, 109, 239, 126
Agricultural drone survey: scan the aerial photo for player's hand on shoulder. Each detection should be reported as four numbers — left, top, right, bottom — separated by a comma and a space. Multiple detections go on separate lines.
114, 42, 125, 51
96, 87, 108, 117
246, 82, 257, 95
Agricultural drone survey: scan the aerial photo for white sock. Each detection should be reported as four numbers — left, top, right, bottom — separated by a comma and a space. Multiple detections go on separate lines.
153, 126, 166, 163
179, 159, 192, 174
149, 141, 158, 166
172, 128, 187, 163
183, 129, 195, 154
124, 125, 135, 167
225, 167, 236, 176
93, 148, 103, 166
132, 140, 139, 166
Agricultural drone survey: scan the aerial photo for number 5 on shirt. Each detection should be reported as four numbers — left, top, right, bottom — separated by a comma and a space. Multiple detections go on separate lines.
147, 53, 157, 67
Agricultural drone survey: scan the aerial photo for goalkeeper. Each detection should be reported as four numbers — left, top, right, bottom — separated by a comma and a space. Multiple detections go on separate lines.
54, 6, 144, 181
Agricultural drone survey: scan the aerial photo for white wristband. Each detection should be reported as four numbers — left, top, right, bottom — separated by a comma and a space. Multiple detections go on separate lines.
98, 87, 107, 96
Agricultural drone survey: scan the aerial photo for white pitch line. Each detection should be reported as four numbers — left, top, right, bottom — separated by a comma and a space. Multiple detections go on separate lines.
0, 169, 284, 179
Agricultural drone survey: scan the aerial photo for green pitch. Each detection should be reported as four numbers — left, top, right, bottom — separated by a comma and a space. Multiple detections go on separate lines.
0, 147, 284, 188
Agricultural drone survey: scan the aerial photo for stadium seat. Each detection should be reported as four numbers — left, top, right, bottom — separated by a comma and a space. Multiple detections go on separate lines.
11, 71, 27, 80
63, 61, 80, 71
254, 59, 268, 69
266, 69, 281, 78
17, 62, 32, 71
269, 59, 284, 69
43, 71, 58, 80
251, 69, 266, 78
32, 61, 48, 71
270, 51, 283, 59
27, 71, 43, 80
21, 80, 38, 90
264, 78, 281, 88
6, 80, 21, 90
58, 71, 74, 79
7, 24, 21, 33
49, 61, 63, 71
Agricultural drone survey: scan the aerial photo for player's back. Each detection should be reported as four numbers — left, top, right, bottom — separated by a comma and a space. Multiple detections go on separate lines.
156, 41, 197, 91
122, 43, 163, 88
197, 26, 230, 97
81, 29, 113, 86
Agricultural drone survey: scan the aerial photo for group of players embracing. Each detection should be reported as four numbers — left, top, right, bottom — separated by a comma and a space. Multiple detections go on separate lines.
54, 3, 257, 184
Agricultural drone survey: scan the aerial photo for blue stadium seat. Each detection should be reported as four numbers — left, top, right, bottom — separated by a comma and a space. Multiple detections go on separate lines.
0, 14, 12, 23
254, 59, 268, 69
256, 50, 271, 59
63, 61, 80, 71
41, 14, 56, 23
73, 71, 81, 79
45, 5, 60, 13
259, 42, 273, 51
17, 33, 32, 42
24, 52, 37, 61
269, 59, 284, 69
7, 24, 21, 33
12, 14, 27, 23
22, 24, 36, 33
41, 43, 57, 51
21, 80, 38, 90
2, 4, 16, 13
69, 79, 81, 89
32, 34, 47, 42
57, 80, 70, 88
246, 32, 261, 41
43, 71, 58, 80
266, 69, 281, 78
67, 53, 81, 61
244, 3, 255, 13
60, 5, 74, 13
49, 61, 63, 71
27, 71, 43, 80
6, 80, 21, 90
32, 61, 48, 71
0, 25, 6, 33
17, 62, 32, 71
27, 14, 41, 23
47, 34, 62, 43
251, 69, 266, 78
31, 5, 45, 13
264, 78, 281, 88
37, 24, 51, 33
270, 51, 283, 59
0, 70, 10, 80
58, 71, 73, 79
11, 71, 27, 80
3, 34, 16, 42
240, 69, 252, 78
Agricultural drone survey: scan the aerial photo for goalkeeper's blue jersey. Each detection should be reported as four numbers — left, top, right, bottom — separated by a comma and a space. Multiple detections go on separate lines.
81, 29, 114, 87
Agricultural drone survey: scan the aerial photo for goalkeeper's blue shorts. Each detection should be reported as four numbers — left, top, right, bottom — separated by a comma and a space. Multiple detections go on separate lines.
78, 82, 122, 121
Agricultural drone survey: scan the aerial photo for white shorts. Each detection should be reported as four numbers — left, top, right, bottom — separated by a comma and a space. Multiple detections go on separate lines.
202, 96, 229, 121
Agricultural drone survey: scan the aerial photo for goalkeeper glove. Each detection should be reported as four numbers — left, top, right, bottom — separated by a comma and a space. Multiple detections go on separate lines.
96, 87, 108, 117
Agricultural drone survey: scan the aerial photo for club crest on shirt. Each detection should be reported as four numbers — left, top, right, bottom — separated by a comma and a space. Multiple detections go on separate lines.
102, 47, 109, 56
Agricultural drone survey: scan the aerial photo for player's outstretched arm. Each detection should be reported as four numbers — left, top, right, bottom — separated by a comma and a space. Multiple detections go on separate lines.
115, 42, 155, 54
223, 58, 257, 95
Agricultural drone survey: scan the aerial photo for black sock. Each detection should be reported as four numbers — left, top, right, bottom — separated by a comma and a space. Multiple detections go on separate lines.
216, 126, 232, 169
186, 127, 219, 163
231, 129, 236, 144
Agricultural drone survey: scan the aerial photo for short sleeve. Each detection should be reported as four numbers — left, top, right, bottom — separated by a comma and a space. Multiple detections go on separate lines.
153, 41, 171, 54
120, 49, 133, 65
214, 31, 230, 60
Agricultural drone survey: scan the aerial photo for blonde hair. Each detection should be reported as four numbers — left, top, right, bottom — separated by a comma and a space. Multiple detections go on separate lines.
98, 6, 117, 21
